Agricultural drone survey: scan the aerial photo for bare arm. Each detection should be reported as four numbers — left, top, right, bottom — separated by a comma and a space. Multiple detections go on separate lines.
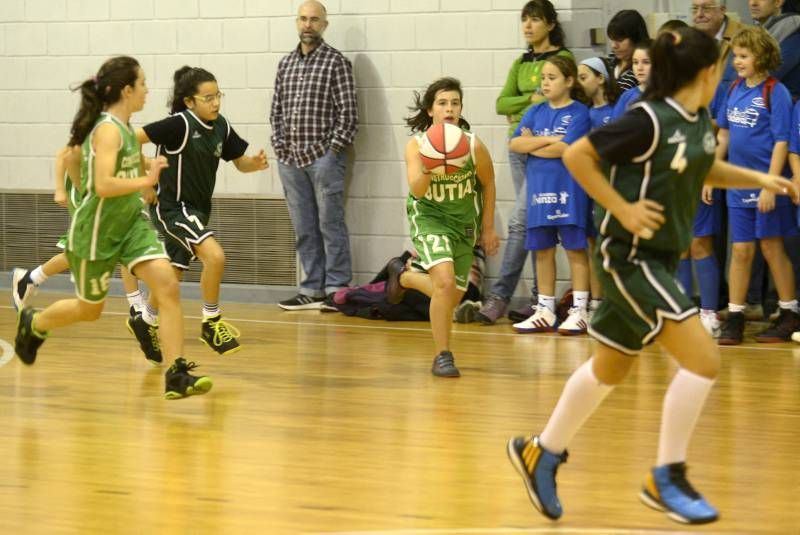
135, 127, 150, 145
531, 141, 568, 159
563, 136, 666, 238
405, 138, 432, 199
509, 133, 562, 154
704, 158, 798, 202
790, 152, 800, 182
93, 123, 165, 198
474, 137, 498, 256
715, 128, 729, 161
233, 149, 269, 173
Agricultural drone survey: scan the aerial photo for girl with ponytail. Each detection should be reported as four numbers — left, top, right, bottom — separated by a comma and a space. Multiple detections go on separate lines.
15, 56, 214, 400
133, 66, 268, 356
507, 27, 799, 525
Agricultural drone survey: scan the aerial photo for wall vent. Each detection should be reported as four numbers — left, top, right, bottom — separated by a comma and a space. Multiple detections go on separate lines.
0, 192, 297, 287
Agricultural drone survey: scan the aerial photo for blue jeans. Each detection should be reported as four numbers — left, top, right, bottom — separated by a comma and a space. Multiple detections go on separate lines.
488, 149, 537, 300
278, 150, 352, 296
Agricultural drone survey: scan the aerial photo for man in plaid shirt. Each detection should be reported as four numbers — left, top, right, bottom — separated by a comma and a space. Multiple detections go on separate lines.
271, 0, 358, 311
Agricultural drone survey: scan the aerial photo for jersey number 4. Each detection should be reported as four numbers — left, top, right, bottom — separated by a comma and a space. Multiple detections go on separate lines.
670, 142, 687, 174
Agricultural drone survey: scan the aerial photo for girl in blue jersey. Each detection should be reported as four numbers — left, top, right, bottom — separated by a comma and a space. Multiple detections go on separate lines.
611, 39, 652, 120
716, 27, 800, 345
510, 56, 592, 335
578, 56, 620, 316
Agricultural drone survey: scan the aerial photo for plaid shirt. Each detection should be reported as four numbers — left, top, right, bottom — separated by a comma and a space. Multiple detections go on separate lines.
270, 41, 358, 168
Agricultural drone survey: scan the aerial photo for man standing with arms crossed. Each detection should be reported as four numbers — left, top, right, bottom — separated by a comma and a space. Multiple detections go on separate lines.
271, 0, 358, 310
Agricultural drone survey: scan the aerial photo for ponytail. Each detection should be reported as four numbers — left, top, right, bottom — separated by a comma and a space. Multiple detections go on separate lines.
642, 27, 719, 102
169, 66, 217, 114
69, 55, 140, 146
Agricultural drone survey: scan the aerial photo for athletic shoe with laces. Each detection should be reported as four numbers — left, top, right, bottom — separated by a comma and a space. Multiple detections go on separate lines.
699, 311, 721, 338
11, 268, 36, 312
475, 294, 508, 325
127, 313, 162, 365
431, 350, 460, 377
454, 299, 481, 323
717, 311, 744, 345
513, 306, 557, 333
164, 358, 213, 400
506, 435, 568, 520
753, 308, 800, 343
200, 314, 241, 355
385, 257, 407, 305
14, 307, 47, 366
639, 462, 718, 524
278, 294, 324, 311
557, 306, 588, 336
508, 298, 538, 323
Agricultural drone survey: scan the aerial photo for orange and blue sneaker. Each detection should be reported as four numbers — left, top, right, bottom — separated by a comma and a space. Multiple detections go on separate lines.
506, 435, 568, 520
639, 462, 719, 524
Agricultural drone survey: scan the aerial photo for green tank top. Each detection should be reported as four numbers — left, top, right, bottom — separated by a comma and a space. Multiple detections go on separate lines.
68, 112, 144, 260
596, 98, 716, 255
406, 131, 481, 239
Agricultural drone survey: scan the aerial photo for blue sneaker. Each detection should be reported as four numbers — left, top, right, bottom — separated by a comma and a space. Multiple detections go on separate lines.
506, 435, 568, 520
639, 462, 719, 524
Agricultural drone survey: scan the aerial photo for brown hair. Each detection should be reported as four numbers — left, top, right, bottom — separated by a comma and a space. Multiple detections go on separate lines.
545, 55, 590, 105
731, 27, 782, 74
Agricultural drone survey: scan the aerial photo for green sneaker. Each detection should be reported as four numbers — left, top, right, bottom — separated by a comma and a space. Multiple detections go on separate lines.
15, 307, 47, 365
200, 315, 241, 355
164, 358, 213, 400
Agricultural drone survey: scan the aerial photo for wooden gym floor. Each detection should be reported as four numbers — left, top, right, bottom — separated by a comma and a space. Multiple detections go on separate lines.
0, 292, 797, 534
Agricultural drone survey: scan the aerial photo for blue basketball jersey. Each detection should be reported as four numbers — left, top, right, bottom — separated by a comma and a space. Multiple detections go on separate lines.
790, 99, 800, 155
717, 78, 793, 208
514, 100, 591, 228
589, 103, 613, 130
611, 86, 643, 120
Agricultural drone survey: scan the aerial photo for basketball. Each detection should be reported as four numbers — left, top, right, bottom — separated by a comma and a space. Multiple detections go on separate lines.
418, 122, 471, 175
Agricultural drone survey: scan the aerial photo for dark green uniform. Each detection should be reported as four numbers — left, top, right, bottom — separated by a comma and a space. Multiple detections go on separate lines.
587, 99, 717, 353
143, 110, 247, 269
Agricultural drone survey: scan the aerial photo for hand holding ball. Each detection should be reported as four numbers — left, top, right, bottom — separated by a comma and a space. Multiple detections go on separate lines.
418, 123, 471, 175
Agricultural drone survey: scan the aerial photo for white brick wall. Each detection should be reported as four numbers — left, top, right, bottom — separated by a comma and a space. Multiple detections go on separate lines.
1, 0, 632, 292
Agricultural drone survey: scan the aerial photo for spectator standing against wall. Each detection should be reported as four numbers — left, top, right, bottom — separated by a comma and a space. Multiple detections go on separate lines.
750, 0, 800, 99
476, 0, 573, 326
692, 1, 748, 88
606, 10, 650, 93
271, 0, 358, 311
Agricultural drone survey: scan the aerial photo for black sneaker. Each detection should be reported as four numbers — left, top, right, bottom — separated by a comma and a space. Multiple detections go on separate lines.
200, 314, 241, 355
164, 358, 213, 400
127, 313, 162, 365
718, 311, 745, 346
319, 292, 339, 313
11, 268, 36, 312
385, 257, 407, 304
753, 308, 800, 343
278, 294, 324, 311
431, 350, 460, 377
15, 307, 46, 365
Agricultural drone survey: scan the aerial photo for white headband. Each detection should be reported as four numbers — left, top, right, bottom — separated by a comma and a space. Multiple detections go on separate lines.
580, 57, 609, 79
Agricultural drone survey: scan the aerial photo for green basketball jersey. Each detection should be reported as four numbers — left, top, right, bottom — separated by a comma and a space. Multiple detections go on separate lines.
64, 173, 82, 215
157, 110, 230, 215
407, 131, 481, 240
595, 99, 716, 254
68, 112, 144, 260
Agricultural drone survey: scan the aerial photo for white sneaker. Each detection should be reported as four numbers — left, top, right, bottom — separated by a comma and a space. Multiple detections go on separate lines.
700, 311, 721, 338
11, 268, 36, 312
513, 306, 557, 333
791, 331, 800, 344
558, 306, 588, 335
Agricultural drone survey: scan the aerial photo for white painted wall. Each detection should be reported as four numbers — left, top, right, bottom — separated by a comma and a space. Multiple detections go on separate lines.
2, 0, 665, 293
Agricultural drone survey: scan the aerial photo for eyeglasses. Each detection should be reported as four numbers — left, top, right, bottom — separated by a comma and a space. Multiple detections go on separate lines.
691, 4, 721, 15
194, 92, 224, 104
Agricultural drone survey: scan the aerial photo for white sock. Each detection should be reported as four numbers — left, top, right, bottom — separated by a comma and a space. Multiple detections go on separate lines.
656, 368, 715, 466
778, 299, 798, 313
728, 303, 745, 313
538, 295, 555, 314
142, 303, 159, 326
126, 290, 146, 313
573, 290, 589, 311
30, 266, 48, 286
590, 298, 602, 312
203, 303, 220, 319
539, 358, 615, 454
